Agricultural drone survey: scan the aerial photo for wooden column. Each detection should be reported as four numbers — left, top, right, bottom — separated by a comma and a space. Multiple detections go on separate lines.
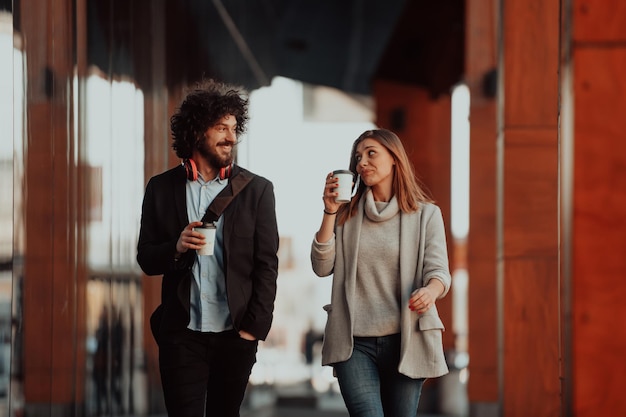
499, 0, 561, 415
20, 0, 86, 412
465, 0, 498, 414
137, 0, 170, 411
566, 1, 626, 415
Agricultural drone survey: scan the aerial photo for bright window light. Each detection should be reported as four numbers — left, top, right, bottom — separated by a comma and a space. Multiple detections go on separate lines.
451, 83, 470, 241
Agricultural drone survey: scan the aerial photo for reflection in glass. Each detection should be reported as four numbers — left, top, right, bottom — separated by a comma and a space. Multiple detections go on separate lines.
82, 75, 145, 415
83, 75, 145, 271
1, 8, 17, 417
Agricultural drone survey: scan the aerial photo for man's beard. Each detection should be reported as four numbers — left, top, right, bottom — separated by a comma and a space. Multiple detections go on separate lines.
197, 140, 234, 169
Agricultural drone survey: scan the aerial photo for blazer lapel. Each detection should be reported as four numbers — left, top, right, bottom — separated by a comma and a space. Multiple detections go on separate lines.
340, 195, 365, 311
173, 165, 189, 228
399, 208, 422, 304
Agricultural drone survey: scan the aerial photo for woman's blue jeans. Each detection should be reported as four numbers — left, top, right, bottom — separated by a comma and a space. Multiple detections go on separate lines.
333, 334, 425, 417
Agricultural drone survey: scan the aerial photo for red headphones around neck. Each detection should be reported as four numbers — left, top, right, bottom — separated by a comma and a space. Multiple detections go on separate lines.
183, 159, 232, 181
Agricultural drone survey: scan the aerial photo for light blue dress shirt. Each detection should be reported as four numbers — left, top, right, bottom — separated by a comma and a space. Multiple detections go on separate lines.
185, 173, 232, 332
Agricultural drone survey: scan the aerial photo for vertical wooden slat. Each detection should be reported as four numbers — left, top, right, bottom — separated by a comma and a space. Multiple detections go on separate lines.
21, 0, 81, 408
571, 46, 626, 416
501, 130, 560, 416
572, 0, 626, 41
503, 0, 560, 126
500, 0, 560, 415
465, 0, 499, 409
139, 0, 169, 410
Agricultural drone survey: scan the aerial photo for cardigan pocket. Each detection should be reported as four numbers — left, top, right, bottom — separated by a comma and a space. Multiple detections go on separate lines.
416, 313, 446, 366
417, 314, 445, 331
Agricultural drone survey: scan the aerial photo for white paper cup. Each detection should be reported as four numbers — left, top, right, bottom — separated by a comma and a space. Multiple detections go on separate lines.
333, 170, 354, 203
196, 224, 217, 256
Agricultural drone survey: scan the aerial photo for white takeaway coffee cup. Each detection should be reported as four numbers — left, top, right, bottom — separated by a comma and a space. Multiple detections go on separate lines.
196, 223, 217, 256
333, 170, 355, 203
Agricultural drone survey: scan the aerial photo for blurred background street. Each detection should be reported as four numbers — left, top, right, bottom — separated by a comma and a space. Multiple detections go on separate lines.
4, 0, 626, 415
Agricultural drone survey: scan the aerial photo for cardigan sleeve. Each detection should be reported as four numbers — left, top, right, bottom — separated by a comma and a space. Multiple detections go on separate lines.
421, 205, 452, 298
310, 233, 336, 277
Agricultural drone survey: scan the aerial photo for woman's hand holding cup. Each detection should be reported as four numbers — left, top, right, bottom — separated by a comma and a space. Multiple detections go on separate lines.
317, 171, 351, 243
323, 171, 351, 213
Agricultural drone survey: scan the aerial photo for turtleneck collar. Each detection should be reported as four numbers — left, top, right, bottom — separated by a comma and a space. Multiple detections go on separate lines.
364, 189, 399, 222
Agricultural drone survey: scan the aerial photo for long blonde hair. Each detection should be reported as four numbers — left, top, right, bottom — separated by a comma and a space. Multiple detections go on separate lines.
337, 128, 433, 225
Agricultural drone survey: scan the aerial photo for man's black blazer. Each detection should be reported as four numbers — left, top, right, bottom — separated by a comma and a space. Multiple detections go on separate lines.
137, 164, 279, 341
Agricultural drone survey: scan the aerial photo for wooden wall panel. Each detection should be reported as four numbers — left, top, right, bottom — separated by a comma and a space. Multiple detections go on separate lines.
572, 0, 626, 42
467, 112, 498, 403
466, 259, 497, 399
503, 130, 558, 258
465, 0, 498, 406
501, 129, 560, 416
571, 47, 626, 416
140, 2, 169, 408
21, 0, 85, 406
23, 103, 56, 400
500, 0, 560, 415
503, 258, 560, 415
503, 0, 560, 127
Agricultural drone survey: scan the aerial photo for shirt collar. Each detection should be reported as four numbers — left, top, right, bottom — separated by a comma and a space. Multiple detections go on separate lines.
197, 172, 228, 185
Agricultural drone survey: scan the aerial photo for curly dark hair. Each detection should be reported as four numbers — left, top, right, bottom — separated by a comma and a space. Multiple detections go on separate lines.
171, 79, 249, 159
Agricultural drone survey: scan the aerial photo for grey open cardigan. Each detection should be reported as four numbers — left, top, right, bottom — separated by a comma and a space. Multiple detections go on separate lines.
311, 197, 452, 379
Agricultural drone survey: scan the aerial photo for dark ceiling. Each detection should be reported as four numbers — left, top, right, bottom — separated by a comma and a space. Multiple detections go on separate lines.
86, 0, 464, 97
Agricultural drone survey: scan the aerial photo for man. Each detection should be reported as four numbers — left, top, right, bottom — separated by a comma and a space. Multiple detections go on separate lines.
137, 79, 279, 416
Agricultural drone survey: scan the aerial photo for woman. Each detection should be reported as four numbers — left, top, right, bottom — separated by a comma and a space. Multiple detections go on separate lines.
311, 128, 451, 417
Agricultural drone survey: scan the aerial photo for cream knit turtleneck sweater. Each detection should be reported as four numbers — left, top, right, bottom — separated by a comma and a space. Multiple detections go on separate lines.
353, 191, 402, 337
